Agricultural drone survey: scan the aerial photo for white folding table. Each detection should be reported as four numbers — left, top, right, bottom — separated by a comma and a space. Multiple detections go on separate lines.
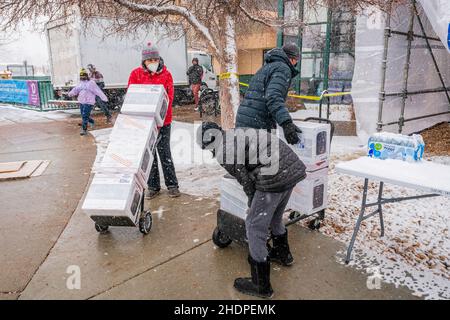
335, 157, 450, 264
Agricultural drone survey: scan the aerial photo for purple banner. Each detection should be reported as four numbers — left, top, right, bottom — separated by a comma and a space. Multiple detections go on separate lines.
27, 81, 41, 106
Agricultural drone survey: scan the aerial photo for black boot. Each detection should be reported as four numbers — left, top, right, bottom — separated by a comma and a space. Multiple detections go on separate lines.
234, 256, 274, 299
269, 230, 294, 266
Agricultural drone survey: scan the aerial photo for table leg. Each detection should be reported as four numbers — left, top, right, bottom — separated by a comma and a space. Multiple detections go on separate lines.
378, 182, 385, 237
345, 178, 369, 264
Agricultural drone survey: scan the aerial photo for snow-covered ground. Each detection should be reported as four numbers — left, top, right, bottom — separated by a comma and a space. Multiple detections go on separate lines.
291, 104, 354, 122
91, 121, 449, 300
0, 104, 78, 126
323, 153, 450, 300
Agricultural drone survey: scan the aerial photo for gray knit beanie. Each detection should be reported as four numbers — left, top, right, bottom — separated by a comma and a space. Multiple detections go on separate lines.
142, 42, 160, 61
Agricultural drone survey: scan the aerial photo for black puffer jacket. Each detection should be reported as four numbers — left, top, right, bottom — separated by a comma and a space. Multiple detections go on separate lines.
235, 48, 299, 130
212, 128, 306, 196
187, 64, 203, 85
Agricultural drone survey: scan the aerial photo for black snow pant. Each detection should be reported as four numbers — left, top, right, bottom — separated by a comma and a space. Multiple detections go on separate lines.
96, 82, 111, 118
246, 188, 293, 263
148, 124, 179, 191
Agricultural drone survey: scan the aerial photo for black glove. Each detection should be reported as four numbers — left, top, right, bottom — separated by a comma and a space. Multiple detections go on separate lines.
282, 120, 302, 145
247, 193, 255, 208
244, 184, 256, 208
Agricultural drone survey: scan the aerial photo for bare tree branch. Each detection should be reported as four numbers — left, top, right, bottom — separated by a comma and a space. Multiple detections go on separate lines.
112, 0, 220, 56
238, 4, 278, 28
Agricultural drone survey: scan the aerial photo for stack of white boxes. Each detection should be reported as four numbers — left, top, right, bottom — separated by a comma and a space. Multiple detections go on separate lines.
278, 121, 331, 215
219, 121, 331, 219
82, 84, 169, 227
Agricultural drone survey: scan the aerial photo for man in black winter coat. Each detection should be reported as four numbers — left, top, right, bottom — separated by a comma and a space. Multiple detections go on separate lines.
236, 43, 302, 145
186, 58, 204, 110
197, 121, 307, 299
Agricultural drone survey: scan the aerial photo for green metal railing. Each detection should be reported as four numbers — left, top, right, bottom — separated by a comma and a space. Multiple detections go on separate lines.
278, 0, 356, 103
38, 81, 55, 109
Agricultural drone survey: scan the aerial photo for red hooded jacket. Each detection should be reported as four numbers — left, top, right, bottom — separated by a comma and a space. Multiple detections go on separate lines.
127, 65, 174, 126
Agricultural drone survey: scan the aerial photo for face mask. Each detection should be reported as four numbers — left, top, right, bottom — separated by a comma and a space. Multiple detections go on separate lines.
147, 63, 159, 73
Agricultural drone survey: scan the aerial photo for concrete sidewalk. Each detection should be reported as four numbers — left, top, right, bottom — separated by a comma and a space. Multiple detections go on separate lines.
19, 192, 416, 300
0, 120, 96, 299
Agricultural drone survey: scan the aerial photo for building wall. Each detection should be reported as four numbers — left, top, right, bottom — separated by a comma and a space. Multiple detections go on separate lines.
238, 49, 264, 75
213, 26, 277, 75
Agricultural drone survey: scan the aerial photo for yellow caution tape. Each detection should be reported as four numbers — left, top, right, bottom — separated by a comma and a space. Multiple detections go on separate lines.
323, 92, 352, 97
219, 72, 239, 80
239, 81, 351, 101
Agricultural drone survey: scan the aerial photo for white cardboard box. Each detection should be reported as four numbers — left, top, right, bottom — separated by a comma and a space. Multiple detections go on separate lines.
220, 176, 248, 220
99, 115, 158, 183
121, 84, 169, 126
220, 168, 328, 218
82, 173, 145, 227
286, 167, 328, 215
278, 121, 331, 172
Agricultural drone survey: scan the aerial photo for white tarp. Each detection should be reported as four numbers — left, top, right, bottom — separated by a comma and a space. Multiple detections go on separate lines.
418, 0, 450, 53
352, 2, 450, 142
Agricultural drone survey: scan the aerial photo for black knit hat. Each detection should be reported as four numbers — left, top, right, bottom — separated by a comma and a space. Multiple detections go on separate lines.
197, 121, 222, 150
282, 43, 301, 60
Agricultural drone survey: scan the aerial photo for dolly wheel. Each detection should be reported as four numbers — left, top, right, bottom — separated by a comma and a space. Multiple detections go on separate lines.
289, 211, 301, 221
308, 218, 322, 231
139, 211, 153, 235
212, 227, 232, 248
95, 223, 109, 234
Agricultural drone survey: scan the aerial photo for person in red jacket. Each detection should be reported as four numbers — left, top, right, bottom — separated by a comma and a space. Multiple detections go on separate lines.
128, 43, 180, 199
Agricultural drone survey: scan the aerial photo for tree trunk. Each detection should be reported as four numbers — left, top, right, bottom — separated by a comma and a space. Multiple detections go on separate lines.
219, 14, 240, 130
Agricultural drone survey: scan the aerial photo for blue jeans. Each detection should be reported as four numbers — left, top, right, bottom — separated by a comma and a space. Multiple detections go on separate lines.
80, 104, 94, 130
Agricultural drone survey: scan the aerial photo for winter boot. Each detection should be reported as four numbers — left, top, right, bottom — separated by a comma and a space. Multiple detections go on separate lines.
268, 230, 294, 266
145, 189, 160, 200
234, 256, 274, 299
168, 187, 181, 198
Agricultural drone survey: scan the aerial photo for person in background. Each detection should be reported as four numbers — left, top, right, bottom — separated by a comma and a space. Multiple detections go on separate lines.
186, 58, 203, 111
87, 64, 112, 123
128, 43, 181, 199
198, 122, 307, 299
235, 43, 302, 145
69, 69, 108, 136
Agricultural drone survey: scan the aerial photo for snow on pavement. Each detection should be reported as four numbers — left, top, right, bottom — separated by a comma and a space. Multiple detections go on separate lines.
0, 104, 78, 126
91, 121, 449, 299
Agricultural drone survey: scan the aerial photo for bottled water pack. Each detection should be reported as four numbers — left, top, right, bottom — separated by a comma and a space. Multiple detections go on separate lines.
368, 132, 425, 162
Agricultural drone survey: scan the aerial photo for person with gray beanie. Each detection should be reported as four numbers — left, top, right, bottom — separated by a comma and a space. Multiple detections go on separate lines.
128, 42, 180, 199
236, 43, 302, 145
